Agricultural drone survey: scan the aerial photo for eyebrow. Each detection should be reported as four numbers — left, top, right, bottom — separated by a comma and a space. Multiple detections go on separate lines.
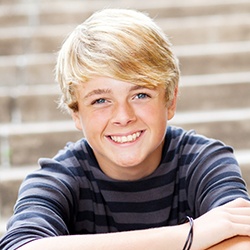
130, 85, 156, 91
83, 88, 111, 99
130, 85, 146, 91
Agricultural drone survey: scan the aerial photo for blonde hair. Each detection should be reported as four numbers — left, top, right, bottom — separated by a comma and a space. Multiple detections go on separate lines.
55, 8, 180, 112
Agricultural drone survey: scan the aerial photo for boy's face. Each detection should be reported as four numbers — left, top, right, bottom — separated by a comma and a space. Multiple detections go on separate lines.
72, 77, 177, 181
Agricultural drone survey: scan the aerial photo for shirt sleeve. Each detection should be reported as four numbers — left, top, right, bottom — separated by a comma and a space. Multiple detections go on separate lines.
183, 133, 250, 217
0, 159, 79, 250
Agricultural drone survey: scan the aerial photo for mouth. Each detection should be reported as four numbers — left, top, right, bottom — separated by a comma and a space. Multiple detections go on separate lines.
109, 131, 143, 144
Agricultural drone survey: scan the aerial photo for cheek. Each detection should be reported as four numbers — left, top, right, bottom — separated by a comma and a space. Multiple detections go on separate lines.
82, 110, 111, 131
139, 103, 168, 120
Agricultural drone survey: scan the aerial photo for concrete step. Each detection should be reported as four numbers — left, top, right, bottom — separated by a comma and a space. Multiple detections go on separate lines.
1, 13, 250, 56
0, 220, 7, 238
1, 0, 250, 26
158, 14, 250, 46
0, 84, 66, 123
175, 41, 250, 75
0, 166, 37, 219
0, 71, 249, 123
0, 41, 250, 87
170, 108, 250, 150
0, 53, 55, 86
0, 121, 82, 167
178, 72, 250, 112
0, 108, 249, 167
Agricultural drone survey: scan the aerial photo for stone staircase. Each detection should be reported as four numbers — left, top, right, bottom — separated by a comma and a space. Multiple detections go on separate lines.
1, 0, 250, 236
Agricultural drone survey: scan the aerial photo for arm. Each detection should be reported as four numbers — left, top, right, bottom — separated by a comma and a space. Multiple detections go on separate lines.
17, 198, 250, 250
184, 138, 249, 216
17, 225, 189, 250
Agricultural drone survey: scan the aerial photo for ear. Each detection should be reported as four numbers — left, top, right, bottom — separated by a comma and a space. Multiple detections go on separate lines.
71, 111, 83, 131
167, 87, 178, 121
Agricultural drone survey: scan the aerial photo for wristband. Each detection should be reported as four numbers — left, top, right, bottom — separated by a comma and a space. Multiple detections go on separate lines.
182, 216, 194, 250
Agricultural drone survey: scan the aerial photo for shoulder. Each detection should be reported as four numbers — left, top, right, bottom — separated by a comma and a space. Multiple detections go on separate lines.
38, 138, 96, 173
165, 125, 233, 156
163, 127, 249, 216
164, 126, 237, 175
17, 140, 94, 211
167, 125, 219, 145
21, 138, 99, 193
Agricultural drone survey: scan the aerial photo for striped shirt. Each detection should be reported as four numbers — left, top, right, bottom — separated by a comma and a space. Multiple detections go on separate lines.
1, 126, 249, 250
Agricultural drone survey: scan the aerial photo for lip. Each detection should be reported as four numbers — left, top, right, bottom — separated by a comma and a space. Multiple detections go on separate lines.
106, 130, 144, 144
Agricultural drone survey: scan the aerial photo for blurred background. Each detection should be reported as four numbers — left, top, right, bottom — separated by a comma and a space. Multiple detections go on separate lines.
0, 0, 250, 235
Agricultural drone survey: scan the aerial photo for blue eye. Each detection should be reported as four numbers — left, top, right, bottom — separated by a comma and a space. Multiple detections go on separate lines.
92, 98, 106, 105
136, 93, 149, 99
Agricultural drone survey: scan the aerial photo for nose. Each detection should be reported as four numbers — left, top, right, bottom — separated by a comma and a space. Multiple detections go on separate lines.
111, 101, 136, 126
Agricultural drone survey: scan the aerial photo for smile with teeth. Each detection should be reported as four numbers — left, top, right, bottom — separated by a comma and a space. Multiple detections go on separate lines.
110, 131, 142, 143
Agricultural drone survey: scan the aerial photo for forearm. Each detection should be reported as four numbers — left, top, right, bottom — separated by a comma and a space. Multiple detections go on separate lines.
17, 225, 189, 250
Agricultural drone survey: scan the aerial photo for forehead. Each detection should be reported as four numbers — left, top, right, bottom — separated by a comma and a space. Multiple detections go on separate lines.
78, 77, 157, 96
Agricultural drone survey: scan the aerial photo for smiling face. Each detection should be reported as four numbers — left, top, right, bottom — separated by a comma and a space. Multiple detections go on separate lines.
72, 77, 177, 181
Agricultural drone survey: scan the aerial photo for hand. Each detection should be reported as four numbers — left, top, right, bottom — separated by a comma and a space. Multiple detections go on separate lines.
192, 198, 250, 250
206, 236, 250, 250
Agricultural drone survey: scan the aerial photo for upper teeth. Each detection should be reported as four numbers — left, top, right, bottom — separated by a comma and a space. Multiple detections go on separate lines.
111, 132, 141, 143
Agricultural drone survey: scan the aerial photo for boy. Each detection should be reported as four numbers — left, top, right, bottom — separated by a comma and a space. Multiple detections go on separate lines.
1, 8, 250, 250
